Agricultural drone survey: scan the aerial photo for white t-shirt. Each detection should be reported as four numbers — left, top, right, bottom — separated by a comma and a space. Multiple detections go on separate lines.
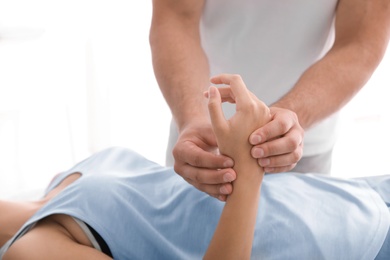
198, 0, 339, 157
200, 0, 337, 156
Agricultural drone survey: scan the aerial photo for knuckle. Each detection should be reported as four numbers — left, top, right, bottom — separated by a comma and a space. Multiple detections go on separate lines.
257, 158, 262, 167
261, 127, 272, 140
183, 177, 193, 185
292, 121, 304, 135
193, 172, 203, 183
261, 145, 272, 156
282, 164, 297, 172
172, 145, 183, 159
276, 120, 289, 133
192, 153, 202, 167
291, 150, 302, 162
285, 136, 299, 150
173, 163, 184, 177
190, 180, 205, 192
248, 100, 258, 111
295, 148, 303, 160
209, 193, 219, 199
242, 101, 257, 113
290, 163, 299, 172
291, 110, 299, 121
258, 102, 270, 116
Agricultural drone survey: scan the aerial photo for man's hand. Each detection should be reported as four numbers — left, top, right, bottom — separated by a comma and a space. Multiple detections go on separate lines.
214, 85, 304, 173
249, 107, 304, 173
172, 122, 236, 201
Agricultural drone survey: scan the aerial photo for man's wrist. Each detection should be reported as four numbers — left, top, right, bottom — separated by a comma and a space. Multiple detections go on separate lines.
270, 101, 294, 113
174, 111, 211, 132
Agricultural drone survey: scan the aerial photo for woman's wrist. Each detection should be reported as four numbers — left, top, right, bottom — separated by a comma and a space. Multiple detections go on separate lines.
233, 161, 264, 186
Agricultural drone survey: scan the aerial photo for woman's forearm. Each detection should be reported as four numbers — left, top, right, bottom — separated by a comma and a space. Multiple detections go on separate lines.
204, 158, 264, 260
204, 75, 271, 259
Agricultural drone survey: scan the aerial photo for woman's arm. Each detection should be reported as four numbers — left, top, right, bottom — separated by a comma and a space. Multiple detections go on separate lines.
203, 74, 271, 259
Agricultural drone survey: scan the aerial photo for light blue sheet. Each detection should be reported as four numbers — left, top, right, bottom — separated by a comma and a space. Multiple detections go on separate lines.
1, 147, 389, 259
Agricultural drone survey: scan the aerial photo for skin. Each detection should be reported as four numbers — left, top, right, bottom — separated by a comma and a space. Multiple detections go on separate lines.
204, 74, 271, 259
150, 0, 390, 200
1, 74, 268, 259
2, 173, 112, 260
0, 173, 82, 247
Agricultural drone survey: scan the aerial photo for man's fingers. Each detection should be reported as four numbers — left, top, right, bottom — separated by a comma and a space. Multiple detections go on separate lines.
250, 119, 290, 145
251, 131, 302, 158
263, 164, 297, 174
173, 141, 233, 169
184, 175, 234, 199
176, 162, 235, 184
174, 157, 236, 200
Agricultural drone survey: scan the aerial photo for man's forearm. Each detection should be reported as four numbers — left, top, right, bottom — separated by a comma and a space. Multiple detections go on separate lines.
273, 42, 382, 129
150, 14, 210, 130
274, 0, 390, 130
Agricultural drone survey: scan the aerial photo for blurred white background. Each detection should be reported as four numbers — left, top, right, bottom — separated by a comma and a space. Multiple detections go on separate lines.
0, 0, 170, 197
0, 1, 389, 198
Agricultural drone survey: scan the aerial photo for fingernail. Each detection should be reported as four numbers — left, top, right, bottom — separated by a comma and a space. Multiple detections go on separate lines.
223, 173, 234, 182
209, 86, 216, 98
223, 159, 234, 168
220, 185, 229, 194
253, 148, 264, 158
250, 135, 262, 144
259, 158, 270, 166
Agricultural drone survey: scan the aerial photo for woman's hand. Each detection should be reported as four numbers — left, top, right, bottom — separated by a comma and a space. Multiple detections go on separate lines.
206, 74, 271, 164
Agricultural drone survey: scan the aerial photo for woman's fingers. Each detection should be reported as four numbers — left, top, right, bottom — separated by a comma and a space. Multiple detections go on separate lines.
207, 86, 228, 134
204, 87, 236, 103
210, 74, 251, 105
